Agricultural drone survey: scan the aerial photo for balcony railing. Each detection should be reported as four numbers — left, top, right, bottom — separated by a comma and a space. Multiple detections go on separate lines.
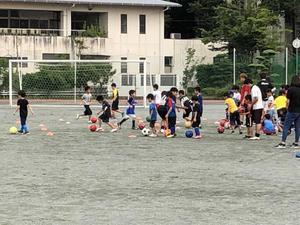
0, 28, 86, 37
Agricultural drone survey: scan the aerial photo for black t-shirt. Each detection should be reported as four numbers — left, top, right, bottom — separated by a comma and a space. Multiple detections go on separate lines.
257, 79, 273, 101
287, 87, 300, 113
17, 98, 29, 117
102, 100, 111, 117
192, 103, 201, 121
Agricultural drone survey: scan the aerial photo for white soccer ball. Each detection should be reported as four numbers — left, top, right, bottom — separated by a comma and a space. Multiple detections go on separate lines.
142, 128, 150, 136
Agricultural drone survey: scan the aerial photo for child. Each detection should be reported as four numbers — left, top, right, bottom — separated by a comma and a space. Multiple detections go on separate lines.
111, 83, 123, 118
14, 90, 34, 134
147, 93, 158, 137
262, 114, 276, 135
96, 95, 118, 132
118, 90, 137, 129
166, 91, 177, 138
152, 84, 162, 106
224, 92, 242, 134
194, 87, 203, 127
274, 89, 287, 127
191, 95, 202, 139
264, 89, 275, 120
232, 85, 241, 106
177, 90, 192, 120
157, 91, 168, 132
241, 94, 253, 139
76, 86, 92, 122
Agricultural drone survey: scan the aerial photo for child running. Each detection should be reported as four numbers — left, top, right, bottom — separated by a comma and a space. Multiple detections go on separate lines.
147, 93, 158, 137
14, 90, 34, 134
111, 83, 123, 118
76, 86, 92, 122
191, 95, 202, 139
96, 95, 118, 132
224, 92, 242, 134
118, 90, 137, 129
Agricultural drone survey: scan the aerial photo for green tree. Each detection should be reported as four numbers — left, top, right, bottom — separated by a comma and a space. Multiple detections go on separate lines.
202, 2, 282, 55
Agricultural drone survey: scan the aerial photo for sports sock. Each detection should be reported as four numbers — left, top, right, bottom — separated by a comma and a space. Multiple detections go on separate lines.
132, 120, 136, 129
119, 118, 129, 126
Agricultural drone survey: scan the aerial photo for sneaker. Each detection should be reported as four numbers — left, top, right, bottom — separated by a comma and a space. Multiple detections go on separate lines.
96, 128, 104, 132
275, 143, 286, 149
289, 143, 299, 149
193, 135, 202, 139
76, 114, 80, 120
243, 135, 251, 139
231, 130, 235, 134
23, 131, 30, 135
111, 128, 118, 133
166, 134, 175, 138
18, 130, 23, 134
149, 133, 157, 137
249, 136, 260, 140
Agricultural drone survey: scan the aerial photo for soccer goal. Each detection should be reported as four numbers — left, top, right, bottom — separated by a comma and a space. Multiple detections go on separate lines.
8, 59, 153, 108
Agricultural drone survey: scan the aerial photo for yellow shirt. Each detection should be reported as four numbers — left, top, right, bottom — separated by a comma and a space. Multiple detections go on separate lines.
112, 89, 119, 99
225, 98, 238, 113
274, 95, 287, 110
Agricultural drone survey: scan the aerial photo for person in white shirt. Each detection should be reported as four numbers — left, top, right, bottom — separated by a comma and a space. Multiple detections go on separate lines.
249, 79, 264, 140
152, 84, 162, 105
264, 89, 275, 119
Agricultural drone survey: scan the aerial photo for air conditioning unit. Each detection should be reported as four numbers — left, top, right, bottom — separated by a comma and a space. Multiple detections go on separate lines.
170, 33, 181, 39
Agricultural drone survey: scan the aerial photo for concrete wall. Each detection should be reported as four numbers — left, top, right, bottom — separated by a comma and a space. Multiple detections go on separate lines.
0, 2, 221, 96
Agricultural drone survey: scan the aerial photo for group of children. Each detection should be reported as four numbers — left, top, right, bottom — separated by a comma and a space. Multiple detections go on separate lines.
223, 83, 288, 138
76, 83, 204, 138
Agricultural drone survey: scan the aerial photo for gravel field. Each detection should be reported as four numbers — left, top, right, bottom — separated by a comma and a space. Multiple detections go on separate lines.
0, 104, 299, 225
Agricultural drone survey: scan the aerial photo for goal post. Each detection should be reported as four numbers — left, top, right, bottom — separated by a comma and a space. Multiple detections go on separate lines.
8, 59, 149, 108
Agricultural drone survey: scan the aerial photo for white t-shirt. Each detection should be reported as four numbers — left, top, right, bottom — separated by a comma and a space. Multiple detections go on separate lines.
153, 90, 161, 105
265, 95, 275, 111
82, 93, 92, 105
251, 85, 263, 110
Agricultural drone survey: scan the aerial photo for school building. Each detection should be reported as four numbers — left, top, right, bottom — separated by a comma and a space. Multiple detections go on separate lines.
0, 0, 220, 96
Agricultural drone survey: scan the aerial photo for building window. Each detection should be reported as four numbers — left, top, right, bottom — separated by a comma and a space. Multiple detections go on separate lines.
141, 75, 156, 86
139, 15, 146, 34
164, 56, 173, 73
121, 57, 127, 73
121, 14, 127, 34
42, 53, 70, 60
81, 55, 110, 60
161, 75, 176, 86
0, 57, 28, 68
122, 74, 136, 86
139, 57, 146, 74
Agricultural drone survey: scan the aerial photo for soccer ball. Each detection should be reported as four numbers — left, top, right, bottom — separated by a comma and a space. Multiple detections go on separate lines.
185, 130, 193, 138
217, 126, 225, 134
9, 127, 18, 134
138, 122, 146, 130
146, 116, 151, 122
90, 117, 98, 123
142, 128, 150, 136
89, 124, 97, 132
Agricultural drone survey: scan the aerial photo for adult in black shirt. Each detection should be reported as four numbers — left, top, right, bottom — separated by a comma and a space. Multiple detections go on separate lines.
257, 72, 273, 102
276, 75, 300, 148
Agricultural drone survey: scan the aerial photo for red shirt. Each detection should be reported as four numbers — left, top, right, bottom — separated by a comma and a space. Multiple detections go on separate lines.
241, 84, 251, 103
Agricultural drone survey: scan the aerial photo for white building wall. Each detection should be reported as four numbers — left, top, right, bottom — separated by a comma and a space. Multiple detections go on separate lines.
0, 2, 221, 96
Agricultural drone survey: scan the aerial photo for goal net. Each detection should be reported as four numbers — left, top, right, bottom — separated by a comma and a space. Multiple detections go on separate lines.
7, 59, 154, 107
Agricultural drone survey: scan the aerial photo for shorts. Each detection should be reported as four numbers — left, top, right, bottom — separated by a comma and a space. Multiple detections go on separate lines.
99, 113, 110, 123
245, 116, 253, 128
157, 105, 168, 120
150, 120, 156, 128
183, 109, 192, 119
84, 105, 92, 116
229, 111, 241, 126
252, 109, 263, 124
263, 128, 276, 135
112, 101, 119, 111
168, 116, 176, 128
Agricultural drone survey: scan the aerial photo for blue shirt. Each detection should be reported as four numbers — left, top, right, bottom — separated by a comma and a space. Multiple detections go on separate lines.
126, 97, 137, 115
149, 103, 157, 121
263, 119, 274, 132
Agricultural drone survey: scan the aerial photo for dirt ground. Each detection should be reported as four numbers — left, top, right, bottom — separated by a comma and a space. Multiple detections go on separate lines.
0, 104, 299, 225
